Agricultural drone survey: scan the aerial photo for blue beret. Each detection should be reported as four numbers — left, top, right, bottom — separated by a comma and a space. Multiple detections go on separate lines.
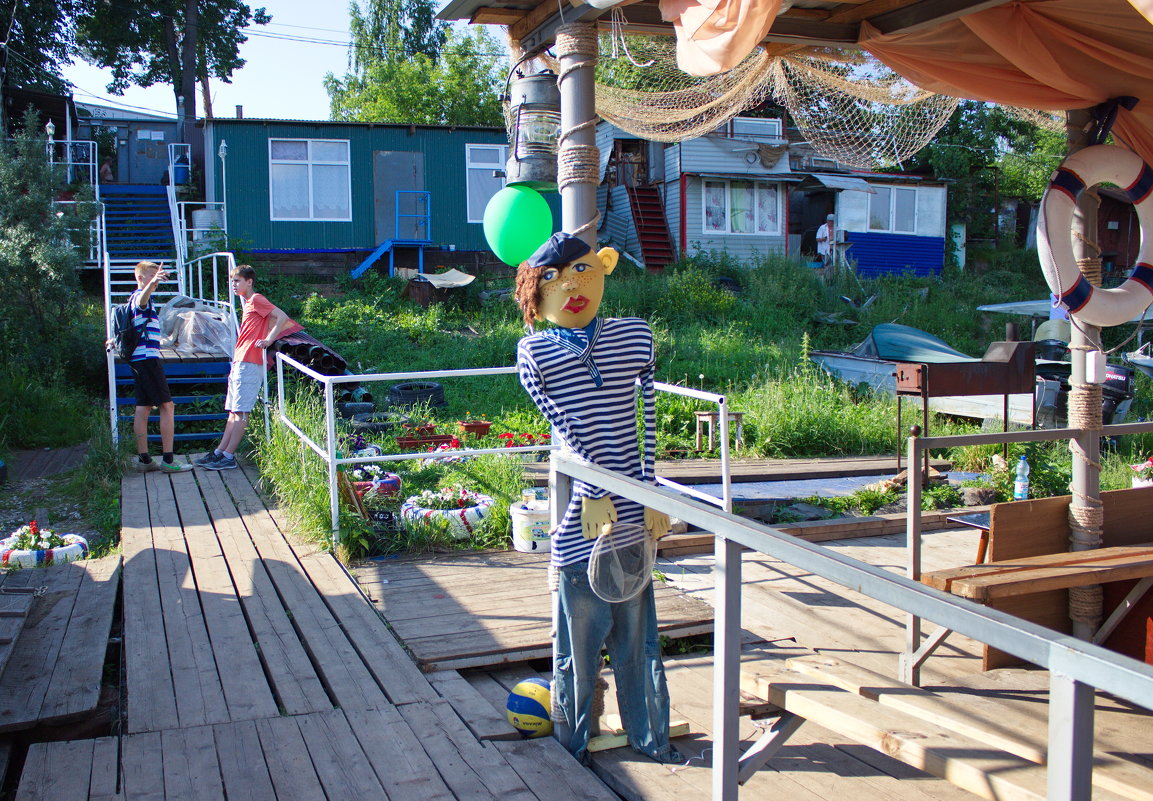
525, 232, 592, 269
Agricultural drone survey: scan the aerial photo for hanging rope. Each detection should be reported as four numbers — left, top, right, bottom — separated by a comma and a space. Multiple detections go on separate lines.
555, 23, 602, 238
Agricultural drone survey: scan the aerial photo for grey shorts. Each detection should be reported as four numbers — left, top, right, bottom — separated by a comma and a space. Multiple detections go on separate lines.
225, 361, 264, 414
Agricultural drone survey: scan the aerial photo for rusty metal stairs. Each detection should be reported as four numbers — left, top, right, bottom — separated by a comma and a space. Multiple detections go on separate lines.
626, 185, 676, 270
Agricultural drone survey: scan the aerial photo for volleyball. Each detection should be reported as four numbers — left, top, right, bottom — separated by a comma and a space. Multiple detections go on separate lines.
506, 678, 553, 738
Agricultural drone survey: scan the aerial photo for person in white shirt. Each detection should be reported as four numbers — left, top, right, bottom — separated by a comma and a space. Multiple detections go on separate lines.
815, 214, 835, 266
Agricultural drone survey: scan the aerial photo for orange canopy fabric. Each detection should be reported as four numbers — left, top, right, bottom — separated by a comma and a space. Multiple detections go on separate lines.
861, 0, 1153, 164
659, 0, 1153, 161
659, 0, 781, 75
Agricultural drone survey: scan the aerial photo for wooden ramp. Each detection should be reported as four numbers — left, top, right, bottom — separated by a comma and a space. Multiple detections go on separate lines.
0, 555, 120, 732
352, 550, 715, 670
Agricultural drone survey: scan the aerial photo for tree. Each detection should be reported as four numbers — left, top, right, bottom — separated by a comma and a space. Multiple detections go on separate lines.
325, 25, 506, 127
902, 101, 1061, 242
75, 0, 271, 138
0, 109, 96, 370
0, 0, 81, 92
346, 0, 445, 71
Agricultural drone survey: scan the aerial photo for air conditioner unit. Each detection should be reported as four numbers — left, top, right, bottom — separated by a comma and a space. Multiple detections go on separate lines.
809, 157, 838, 170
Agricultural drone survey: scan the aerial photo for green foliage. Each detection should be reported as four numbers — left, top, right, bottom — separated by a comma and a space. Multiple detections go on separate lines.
76, 0, 271, 119
325, 19, 506, 126
0, 110, 97, 376
901, 101, 1063, 240
0, 0, 80, 91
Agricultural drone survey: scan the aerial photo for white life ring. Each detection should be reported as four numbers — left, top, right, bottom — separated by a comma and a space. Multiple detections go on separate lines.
1039, 144, 1153, 327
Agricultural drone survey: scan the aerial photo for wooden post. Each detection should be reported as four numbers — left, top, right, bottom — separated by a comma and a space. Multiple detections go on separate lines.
1065, 109, 1104, 640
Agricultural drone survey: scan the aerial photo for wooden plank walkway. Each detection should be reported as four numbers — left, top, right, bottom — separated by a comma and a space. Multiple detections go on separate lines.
7, 445, 88, 481
17, 459, 630, 800
0, 555, 120, 733
351, 550, 715, 670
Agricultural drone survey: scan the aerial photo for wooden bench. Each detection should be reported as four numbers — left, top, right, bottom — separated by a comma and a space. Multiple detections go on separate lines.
918, 488, 1153, 670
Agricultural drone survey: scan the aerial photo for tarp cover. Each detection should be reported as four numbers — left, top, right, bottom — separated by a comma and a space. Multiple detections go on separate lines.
852, 323, 976, 363
660, 0, 1153, 165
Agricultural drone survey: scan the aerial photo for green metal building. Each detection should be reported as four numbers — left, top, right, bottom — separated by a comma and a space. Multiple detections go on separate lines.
202, 119, 510, 254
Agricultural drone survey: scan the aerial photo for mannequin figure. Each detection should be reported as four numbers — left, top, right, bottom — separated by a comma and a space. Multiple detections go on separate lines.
514, 232, 680, 765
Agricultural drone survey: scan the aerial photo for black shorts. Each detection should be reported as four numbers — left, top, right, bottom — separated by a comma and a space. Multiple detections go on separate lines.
130, 358, 172, 407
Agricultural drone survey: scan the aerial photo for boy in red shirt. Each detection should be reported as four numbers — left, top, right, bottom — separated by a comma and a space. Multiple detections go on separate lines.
196, 265, 301, 470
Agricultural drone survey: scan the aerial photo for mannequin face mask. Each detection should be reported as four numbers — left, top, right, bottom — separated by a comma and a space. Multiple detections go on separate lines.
535, 248, 618, 329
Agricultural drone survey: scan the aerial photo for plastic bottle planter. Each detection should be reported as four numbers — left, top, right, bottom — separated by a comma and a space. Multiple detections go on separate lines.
400, 493, 495, 541
0, 532, 88, 568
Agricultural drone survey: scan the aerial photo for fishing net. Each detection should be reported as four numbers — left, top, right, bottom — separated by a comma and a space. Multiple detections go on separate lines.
508, 20, 1056, 170
586, 522, 655, 603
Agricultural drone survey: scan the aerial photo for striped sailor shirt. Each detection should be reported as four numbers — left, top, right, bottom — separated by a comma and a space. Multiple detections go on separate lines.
517, 317, 657, 567
127, 289, 162, 362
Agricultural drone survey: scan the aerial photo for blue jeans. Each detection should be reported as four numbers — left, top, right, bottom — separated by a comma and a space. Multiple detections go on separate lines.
554, 562, 680, 764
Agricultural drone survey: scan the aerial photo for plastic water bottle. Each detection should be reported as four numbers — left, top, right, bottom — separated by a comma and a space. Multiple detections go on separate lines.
1013, 455, 1030, 500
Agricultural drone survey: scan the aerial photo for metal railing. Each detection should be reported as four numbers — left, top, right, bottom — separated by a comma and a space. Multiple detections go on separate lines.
274, 357, 552, 540
271, 357, 738, 542
545, 450, 1153, 801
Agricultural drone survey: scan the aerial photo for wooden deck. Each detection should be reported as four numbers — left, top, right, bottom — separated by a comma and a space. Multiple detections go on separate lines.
12, 457, 1153, 800
16, 461, 622, 800
352, 550, 714, 670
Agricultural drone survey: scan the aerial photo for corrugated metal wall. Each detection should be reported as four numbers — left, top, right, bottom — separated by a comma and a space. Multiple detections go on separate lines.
846, 232, 945, 277
206, 121, 507, 252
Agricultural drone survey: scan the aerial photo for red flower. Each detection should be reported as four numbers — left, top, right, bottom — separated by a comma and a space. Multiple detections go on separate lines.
29, 521, 38, 536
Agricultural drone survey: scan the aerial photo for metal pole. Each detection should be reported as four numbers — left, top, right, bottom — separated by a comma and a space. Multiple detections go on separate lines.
325, 379, 340, 545
1046, 668, 1095, 801
902, 426, 924, 685
556, 24, 599, 245
718, 396, 733, 513
712, 535, 742, 801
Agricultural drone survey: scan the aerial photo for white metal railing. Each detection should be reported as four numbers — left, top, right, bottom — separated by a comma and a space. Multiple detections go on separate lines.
180, 251, 239, 330
272, 356, 738, 541
45, 138, 98, 190
275, 357, 551, 539
653, 381, 735, 512
546, 452, 1153, 801
52, 199, 105, 264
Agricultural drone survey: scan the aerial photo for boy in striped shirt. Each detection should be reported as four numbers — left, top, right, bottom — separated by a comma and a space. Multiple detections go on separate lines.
514, 232, 680, 766
121, 261, 193, 473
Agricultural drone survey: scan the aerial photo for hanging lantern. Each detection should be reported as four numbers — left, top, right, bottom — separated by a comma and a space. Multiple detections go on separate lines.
506, 71, 561, 191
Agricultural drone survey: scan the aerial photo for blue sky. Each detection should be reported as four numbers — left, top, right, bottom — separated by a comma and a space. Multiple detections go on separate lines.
62, 0, 355, 121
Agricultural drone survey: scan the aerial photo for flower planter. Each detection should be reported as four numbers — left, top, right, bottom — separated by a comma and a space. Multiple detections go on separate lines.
351, 474, 402, 499
400, 492, 495, 540
0, 531, 88, 568
396, 434, 455, 451
458, 420, 493, 436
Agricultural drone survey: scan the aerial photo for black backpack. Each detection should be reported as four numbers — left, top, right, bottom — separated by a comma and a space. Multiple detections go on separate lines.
110, 301, 142, 360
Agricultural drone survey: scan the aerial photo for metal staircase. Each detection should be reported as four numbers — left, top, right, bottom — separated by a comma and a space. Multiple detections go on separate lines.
100, 185, 177, 262
626, 185, 677, 270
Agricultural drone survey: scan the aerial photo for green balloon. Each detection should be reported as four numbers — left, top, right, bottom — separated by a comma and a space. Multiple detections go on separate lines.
483, 186, 553, 266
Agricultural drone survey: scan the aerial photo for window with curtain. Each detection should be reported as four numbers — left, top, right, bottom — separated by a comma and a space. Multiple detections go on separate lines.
869, 185, 918, 233
702, 179, 780, 235
269, 139, 351, 221
467, 144, 508, 223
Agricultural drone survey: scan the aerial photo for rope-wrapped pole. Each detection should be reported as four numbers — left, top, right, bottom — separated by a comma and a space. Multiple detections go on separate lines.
555, 23, 601, 244
1065, 109, 1103, 638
